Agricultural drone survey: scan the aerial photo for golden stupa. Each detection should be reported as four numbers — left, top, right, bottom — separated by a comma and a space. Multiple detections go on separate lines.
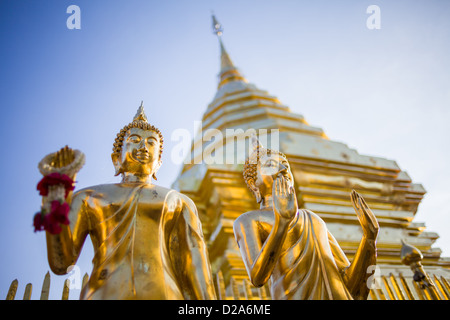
171, 16, 450, 300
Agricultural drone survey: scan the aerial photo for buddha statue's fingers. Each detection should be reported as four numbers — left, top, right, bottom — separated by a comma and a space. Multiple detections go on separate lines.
39, 147, 85, 177
350, 190, 379, 239
273, 176, 297, 221
53, 146, 76, 168
60, 147, 67, 167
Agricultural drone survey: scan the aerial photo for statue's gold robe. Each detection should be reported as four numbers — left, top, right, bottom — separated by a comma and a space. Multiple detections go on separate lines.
234, 209, 354, 300
50, 183, 216, 300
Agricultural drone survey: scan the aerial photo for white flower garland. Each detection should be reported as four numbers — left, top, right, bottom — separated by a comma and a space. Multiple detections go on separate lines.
38, 149, 85, 177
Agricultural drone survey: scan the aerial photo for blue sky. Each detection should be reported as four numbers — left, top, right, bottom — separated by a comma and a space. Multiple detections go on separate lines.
0, 0, 449, 299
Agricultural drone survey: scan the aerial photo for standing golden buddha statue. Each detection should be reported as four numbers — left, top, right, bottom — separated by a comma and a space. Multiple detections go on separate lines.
36, 103, 216, 300
233, 136, 379, 300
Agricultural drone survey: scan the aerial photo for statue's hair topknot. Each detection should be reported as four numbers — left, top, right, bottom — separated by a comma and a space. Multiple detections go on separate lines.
242, 146, 286, 194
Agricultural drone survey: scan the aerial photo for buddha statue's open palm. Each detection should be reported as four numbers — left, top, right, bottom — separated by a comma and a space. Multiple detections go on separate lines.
39, 145, 85, 182
351, 190, 379, 240
52, 146, 75, 173
272, 175, 298, 221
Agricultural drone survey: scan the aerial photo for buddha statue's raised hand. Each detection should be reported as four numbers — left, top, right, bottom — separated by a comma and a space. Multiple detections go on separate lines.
350, 190, 379, 240
52, 146, 75, 167
272, 175, 298, 222
51, 146, 75, 176
37, 145, 85, 209
38, 145, 85, 181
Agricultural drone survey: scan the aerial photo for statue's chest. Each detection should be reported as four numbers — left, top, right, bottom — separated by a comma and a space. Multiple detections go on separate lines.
93, 187, 170, 229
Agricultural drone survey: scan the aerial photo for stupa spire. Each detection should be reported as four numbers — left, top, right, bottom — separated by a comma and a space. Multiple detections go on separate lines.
211, 14, 247, 88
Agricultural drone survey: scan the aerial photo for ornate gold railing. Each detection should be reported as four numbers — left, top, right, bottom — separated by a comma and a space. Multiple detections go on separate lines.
5, 271, 89, 300
368, 272, 449, 300
6, 270, 448, 300
5, 240, 449, 300
216, 271, 450, 301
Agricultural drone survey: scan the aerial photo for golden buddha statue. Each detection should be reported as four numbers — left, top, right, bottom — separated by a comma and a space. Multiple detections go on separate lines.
37, 103, 217, 300
233, 136, 379, 300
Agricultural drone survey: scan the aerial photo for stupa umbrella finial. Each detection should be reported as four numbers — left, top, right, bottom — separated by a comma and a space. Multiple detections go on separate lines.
210, 14, 247, 88
212, 13, 223, 36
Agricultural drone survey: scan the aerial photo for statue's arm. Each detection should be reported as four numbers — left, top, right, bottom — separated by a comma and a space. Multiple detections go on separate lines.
45, 190, 90, 275
38, 146, 89, 275
168, 195, 217, 300
235, 176, 297, 288
342, 191, 379, 300
342, 236, 377, 299
236, 213, 291, 288
234, 215, 261, 281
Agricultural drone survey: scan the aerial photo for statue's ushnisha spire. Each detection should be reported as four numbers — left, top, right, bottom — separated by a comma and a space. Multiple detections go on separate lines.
211, 14, 247, 88
134, 100, 148, 122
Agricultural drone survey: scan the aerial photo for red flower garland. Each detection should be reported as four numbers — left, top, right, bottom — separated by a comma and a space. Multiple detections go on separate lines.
33, 173, 74, 234
33, 201, 70, 234
36, 172, 75, 198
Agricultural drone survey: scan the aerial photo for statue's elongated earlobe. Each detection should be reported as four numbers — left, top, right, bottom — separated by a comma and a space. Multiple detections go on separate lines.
255, 190, 262, 204
151, 160, 162, 181
248, 180, 262, 203
111, 153, 122, 176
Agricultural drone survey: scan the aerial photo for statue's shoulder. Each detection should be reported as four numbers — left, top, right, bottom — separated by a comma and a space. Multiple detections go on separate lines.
166, 188, 196, 206
150, 184, 173, 197
299, 208, 327, 228
234, 210, 265, 227
72, 183, 119, 198
150, 185, 195, 206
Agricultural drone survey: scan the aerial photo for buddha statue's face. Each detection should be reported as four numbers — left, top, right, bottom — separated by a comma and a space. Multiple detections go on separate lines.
255, 152, 294, 198
119, 127, 161, 178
